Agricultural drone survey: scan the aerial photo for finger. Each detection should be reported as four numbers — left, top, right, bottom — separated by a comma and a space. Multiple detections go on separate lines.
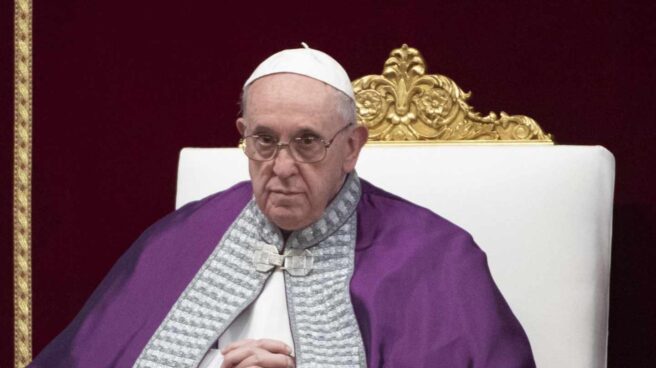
221, 338, 257, 355
221, 338, 292, 356
254, 339, 293, 356
221, 346, 258, 368
233, 351, 295, 368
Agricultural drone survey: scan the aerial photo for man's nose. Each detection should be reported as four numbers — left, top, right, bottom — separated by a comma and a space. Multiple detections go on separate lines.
271, 146, 298, 178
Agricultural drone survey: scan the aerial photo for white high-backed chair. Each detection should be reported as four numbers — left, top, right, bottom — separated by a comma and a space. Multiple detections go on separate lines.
176, 46, 615, 368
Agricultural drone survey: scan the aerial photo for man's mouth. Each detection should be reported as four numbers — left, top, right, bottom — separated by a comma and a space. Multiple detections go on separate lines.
269, 190, 301, 195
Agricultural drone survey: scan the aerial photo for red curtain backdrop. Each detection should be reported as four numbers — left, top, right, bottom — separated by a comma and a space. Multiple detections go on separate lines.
1, 0, 655, 365
1, 0, 15, 365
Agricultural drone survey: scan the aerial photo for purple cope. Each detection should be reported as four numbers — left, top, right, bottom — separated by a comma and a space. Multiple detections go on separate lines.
30, 179, 535, 367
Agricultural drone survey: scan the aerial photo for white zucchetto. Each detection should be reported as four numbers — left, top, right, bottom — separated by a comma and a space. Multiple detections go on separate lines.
243, 43, 354, 100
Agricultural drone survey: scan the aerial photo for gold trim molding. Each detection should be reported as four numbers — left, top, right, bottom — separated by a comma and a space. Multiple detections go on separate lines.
14, 0, 33, 367
353, 44, 553, 143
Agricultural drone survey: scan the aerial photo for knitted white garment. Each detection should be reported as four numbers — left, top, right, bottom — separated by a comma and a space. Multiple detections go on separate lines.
134, 173, 365, 367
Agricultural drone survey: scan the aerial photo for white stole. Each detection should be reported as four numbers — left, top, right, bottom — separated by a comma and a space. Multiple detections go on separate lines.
198, 269, 293, 367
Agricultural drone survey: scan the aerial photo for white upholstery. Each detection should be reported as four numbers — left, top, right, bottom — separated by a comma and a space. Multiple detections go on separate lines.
176, 145, 615, 368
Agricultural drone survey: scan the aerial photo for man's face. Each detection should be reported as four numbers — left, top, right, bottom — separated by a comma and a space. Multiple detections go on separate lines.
237, 73, 365, 231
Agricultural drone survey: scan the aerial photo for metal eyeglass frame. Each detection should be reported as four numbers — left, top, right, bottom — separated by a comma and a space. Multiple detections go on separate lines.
239, 123, 354, 163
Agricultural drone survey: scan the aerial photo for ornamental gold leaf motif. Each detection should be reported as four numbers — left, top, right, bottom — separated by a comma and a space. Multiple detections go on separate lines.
352, 44, 553, 142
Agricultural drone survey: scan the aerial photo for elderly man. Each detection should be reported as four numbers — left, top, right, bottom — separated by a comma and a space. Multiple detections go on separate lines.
31, 46, 534, 367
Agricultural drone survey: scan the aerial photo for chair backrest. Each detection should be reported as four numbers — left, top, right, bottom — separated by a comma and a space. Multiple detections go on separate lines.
177, 144, 615, 368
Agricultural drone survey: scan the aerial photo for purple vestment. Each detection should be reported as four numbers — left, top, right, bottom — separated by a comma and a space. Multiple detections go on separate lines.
31, 179, 535, 367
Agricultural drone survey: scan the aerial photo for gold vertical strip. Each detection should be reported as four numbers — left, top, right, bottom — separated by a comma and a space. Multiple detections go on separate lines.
14, 0, 33, 367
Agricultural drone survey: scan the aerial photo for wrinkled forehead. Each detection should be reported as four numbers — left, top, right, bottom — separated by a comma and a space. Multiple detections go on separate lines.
244, 73, 344, 131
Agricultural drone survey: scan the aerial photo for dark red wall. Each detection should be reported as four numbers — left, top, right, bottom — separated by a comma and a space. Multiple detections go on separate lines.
1, 1, 655, 366
1, 1, 15, 365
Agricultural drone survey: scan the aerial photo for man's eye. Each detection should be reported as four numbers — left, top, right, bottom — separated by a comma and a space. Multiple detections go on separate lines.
297, 136, 319, 145
257, 135, 276, 145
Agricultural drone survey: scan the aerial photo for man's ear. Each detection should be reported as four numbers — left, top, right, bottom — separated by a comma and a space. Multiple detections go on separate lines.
236, 118, 247, 136
342, 125, 369, 173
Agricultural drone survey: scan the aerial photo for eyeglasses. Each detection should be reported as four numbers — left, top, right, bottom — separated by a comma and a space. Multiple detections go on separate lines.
240, 123, 353, 163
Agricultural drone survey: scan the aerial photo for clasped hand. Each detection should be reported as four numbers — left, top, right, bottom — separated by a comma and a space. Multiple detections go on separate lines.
220, 338, 295, 368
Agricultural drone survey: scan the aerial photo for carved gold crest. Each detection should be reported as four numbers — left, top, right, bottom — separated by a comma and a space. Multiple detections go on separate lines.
353, 45, 553, 143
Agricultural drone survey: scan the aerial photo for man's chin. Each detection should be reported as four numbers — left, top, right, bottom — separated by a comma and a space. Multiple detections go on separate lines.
269, 215, 306, 231
265, 208, 311, 232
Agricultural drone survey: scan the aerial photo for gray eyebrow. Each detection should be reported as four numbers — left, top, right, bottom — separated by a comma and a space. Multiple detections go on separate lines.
294, 128, 323, 137
248, 123, 326, 139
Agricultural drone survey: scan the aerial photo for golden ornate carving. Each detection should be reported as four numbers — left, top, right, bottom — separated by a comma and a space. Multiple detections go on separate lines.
14, 0, 33, 366
353, 45, 553, 143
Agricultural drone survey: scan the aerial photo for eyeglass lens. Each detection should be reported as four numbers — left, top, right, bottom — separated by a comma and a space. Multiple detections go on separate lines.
244, 136, 326, 163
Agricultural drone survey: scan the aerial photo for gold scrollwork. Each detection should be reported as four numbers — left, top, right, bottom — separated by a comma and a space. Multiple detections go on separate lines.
353, 44, 553, 143
14, 0, 33, 367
